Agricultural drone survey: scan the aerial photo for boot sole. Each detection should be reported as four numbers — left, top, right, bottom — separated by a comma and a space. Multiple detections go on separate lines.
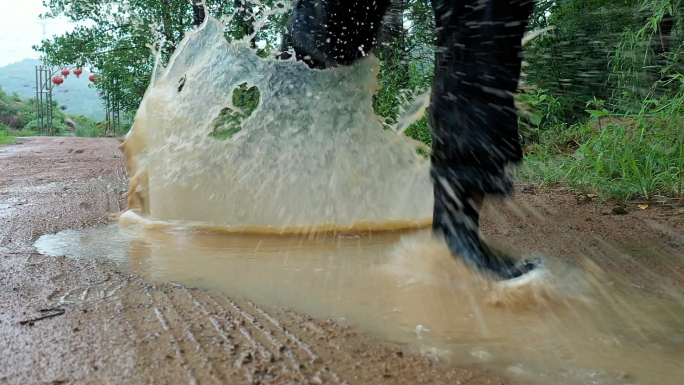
495, 261, 548, 289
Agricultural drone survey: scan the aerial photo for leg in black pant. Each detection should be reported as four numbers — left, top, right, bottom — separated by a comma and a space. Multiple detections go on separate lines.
280, 0, 541, 280
429, 0, 539, 279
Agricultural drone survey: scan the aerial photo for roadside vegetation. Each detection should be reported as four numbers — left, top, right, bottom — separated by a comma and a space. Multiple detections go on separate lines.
0, 126, 18, 145
33, 0, 683, 202
0, 86, 117, 142
517, 0, 684, 202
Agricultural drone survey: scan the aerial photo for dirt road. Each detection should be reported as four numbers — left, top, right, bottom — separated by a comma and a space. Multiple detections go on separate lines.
0, 137, 510, 384
1, 137, 683, 384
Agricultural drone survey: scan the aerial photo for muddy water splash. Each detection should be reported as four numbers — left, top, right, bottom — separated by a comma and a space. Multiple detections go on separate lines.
120, 16, 432, 232
35, 222, 684, 385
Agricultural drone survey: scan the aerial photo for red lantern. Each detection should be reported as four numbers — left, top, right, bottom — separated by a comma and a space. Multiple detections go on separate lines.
73, 69, 83, 78
52, 76, 64, 86
89, 74, 96, 82
61, 69, 70, 78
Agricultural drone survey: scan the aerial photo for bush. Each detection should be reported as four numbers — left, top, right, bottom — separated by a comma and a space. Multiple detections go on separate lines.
0, 124, 17, 145
565, 88, 684, 201
14, 129, 39, 137
21, 120, 41, 133
70, 115, 104, 137
516, 89, 567, 143
523, 93, 684, 202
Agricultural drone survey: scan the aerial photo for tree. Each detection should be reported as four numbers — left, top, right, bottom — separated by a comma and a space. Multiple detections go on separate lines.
373, 0, 435, 143
35, 0, 291, 114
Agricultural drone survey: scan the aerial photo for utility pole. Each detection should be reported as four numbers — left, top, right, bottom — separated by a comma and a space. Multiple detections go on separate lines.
104, 87, 121, 136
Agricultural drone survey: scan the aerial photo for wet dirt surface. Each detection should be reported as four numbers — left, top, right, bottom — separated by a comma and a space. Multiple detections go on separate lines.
2, 137, 684, 384
480, 187, 684, 299
0, 137, 512, 384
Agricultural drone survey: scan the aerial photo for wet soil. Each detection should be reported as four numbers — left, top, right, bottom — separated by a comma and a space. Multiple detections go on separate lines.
1, 137, 683, 384
0, 137, 511, 384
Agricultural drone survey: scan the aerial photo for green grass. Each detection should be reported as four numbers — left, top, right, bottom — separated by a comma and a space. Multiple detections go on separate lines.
14, 129, 39, 137
74, 124, 103, 137
0, 128, 18, 145
521, 115, 684, 202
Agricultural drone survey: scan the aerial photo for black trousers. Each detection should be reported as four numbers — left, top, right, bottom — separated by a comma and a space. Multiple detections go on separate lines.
281, 0, 535, 217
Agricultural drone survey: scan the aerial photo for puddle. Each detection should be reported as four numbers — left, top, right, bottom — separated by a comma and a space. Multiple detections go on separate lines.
0, 198, 29, 216
35, 221, 684, 385
0, 146, 21, 158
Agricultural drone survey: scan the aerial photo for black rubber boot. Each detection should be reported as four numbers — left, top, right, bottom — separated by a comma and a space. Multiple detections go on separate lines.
432, 184, 542, 280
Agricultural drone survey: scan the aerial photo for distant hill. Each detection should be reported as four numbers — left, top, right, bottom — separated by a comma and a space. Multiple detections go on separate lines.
0, 59, 105, 119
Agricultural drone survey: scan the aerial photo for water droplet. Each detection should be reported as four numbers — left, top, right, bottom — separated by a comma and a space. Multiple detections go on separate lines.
415, 324, 431, 339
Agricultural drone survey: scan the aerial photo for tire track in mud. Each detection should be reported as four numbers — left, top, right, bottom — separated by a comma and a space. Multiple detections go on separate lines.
34, 255, 514, 384
183, 290, 247, 380
202, 290, 305, 383
38, 270, 472, 385
115, 281, 329, 385
245, 299, 322, 363
119, 285, 200, 384
129, 283, 354, 385
154, 289, 225, 384
202, 291, 280, 383
47, 279, 124, 304
245, 300, 348, 385
145, 288, 202, 385
217, 292, 346, 384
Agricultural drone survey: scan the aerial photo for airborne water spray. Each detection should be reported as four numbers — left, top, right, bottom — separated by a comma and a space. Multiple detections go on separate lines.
120, 15, 433, 233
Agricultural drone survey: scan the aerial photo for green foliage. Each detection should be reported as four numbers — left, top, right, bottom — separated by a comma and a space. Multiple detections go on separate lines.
72, 115, 104, 137
566, 124, 682, 201
211, 83, 261, 140
516, 88, 566, 143
403, 115, 432, 148
609, 0, 684, 111
0, 124, 18, 145
609, 27, 655, 109
14, 129, 40, 137
525, 0, 643, 125
520, 0, 684, 201
0, 85, 108, 137
36, 0, 291, 115
0, 87, 33, 129
21, 120, 41, 132
372, 0, 435, 146
524, 90, 684, 202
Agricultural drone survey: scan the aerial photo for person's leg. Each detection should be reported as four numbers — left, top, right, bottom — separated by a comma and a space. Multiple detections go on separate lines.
279, 0, 541, 280
430, 0, 539, 279
278, 0, 391, 69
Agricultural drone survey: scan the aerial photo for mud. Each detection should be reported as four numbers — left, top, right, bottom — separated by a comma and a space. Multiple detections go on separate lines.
0, 137, 511, 384
2, 137, 684, 384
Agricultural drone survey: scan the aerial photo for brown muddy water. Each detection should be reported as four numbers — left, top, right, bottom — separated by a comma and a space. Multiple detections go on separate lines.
35, 215, 684, 385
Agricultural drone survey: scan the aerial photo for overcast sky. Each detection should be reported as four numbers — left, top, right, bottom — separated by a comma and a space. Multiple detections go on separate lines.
0, 0, 82, 67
